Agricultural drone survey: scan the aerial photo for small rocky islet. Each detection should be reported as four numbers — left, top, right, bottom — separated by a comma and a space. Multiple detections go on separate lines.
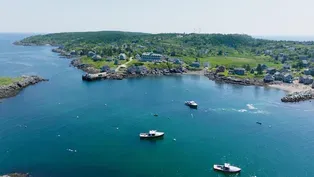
0, 75, 48, 99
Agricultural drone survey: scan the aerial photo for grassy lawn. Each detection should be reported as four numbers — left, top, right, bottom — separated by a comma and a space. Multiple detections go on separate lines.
80, 56, 127, 69
182, 56, 282, 69
0, 77, 22, 86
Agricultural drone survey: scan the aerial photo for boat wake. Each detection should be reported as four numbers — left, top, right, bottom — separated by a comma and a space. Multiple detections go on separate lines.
247, 104, 257, 110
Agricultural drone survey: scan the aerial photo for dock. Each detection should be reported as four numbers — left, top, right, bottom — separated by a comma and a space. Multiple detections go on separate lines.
82, 72, 108, 81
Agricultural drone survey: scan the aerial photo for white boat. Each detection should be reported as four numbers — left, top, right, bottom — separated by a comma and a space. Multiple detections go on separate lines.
185, 101, 198, 108
213, 163, 241, 173
139, 130, 164, 139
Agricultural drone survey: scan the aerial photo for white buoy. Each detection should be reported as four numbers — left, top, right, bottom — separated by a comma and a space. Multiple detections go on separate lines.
105, 104, 107, 106
173, 138, 177, 141
191, 113, 194, 118
57, 134, 61, 137
116, 127, 119, 130
76, 116, 79, 118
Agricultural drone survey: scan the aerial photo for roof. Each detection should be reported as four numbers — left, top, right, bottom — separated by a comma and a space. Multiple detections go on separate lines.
284, 73, 292, 77
234, 68, 245, 71
142, 52, 163, 57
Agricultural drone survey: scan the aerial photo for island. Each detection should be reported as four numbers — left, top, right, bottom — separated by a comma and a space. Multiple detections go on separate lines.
14, 31, 314, 102
0, 75, 48, 99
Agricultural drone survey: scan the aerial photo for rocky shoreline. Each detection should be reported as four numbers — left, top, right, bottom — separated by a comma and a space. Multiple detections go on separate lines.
0, 173, 30, 177
281, 90, 314, 102
204, 72, 266, 86
0, 75, 48, 99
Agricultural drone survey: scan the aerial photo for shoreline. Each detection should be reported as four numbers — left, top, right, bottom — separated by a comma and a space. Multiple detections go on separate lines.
13, 44, 314, 102
0, 75, 48, 99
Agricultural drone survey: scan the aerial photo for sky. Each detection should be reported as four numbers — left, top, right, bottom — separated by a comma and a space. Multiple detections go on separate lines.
0, 0, 314, 36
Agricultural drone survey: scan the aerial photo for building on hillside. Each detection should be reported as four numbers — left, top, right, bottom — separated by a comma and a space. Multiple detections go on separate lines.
274, 72, 283, 81
216, 65, 226, 73
88, 51, 95, 57
283, 63, 291, 70
264, 74, 274, 83
173, 58, 184, 65
299, 55, 308, 60
283, 73, 293, 83
302, 60, 309, 67
203, 62, 210, 68
190, 62, 200, 68
100, 65, 110, 72
141, 52, 163, 62
119, 53, 127, 60
106, 57, 114, 61
304, 75, 313, 85
267, 68, 276, 75
234, 68, 245, 75
92, 55, 102, 61
135, 54, 141, 60
261, 64, 268, 70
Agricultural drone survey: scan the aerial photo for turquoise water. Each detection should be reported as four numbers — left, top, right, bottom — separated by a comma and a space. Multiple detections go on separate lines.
1, 34, 314, 177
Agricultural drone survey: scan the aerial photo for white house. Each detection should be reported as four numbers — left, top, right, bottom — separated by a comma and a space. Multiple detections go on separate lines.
141, 52, 163, 62
119, 53, 127, 60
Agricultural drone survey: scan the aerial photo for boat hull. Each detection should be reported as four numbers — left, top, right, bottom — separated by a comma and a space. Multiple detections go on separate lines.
213, 165, 241, 173
139, 132, 164, 139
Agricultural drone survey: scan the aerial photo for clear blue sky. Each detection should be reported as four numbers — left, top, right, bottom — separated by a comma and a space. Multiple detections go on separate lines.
1, 0, 314, 35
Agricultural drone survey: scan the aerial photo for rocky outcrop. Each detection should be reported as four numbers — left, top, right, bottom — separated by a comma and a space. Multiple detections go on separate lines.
71, 59, 100, 74
281, 90, 314, 102
0, 75, 48, 99
205, 72, 265, 86
0, 173, 29, 177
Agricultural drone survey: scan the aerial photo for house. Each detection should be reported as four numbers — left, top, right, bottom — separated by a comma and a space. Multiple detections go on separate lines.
106, 57, 114, 61
114, 59, 119, 65
100, 65, 110, 72
70, 50, 76, 55
92, 55, 102, 61
267, 68, 276, 75
299, 75, 305, 83
88, 51, 95, 57
304, 75, 314, 85
274, 72, 283, 81
299, 55, 308, 60
174, 58, 184, 65
216, 66, 226, 73
304, 69, 311, 75
283, 63, 291, 70
302, 60, 309, 67
264, 74, 274, 83
190, 62, 200, 68
119, 53, 127, 60
234, 68, 245, 75
261, 64, 268, 70
141, 52, 163, 62
127, 65, 148, 74
283, 73, 293, 83
135, 54, 141, 60
203, 62, 210, 68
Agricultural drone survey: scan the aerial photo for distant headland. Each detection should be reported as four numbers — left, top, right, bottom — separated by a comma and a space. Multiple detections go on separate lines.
14, 31, 314, 102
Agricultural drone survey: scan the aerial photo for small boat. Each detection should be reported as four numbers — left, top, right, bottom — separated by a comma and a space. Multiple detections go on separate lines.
153, 114, 158, 117
139, 130, 164, 139
256, 121, 262, 125
185, 101, 198, 108
213, 163, 241, 173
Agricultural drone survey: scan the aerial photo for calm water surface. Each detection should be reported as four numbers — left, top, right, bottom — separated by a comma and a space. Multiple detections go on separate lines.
1, 34, 314, 177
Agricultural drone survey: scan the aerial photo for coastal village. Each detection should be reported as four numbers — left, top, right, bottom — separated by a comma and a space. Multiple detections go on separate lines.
13, 32, 314, 102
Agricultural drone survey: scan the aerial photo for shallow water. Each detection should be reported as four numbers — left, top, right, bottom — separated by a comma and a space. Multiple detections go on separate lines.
1, 34, 314, 177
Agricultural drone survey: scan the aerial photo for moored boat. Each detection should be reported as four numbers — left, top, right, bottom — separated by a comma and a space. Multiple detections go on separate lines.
139, 130, 164, 139
185, 101, 198, 108
213, 163, 241, 173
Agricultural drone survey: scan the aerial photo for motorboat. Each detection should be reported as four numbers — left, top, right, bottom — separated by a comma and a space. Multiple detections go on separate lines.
213, 163, 241, 173
185, 101, 198, 108
139, 130, 164, 139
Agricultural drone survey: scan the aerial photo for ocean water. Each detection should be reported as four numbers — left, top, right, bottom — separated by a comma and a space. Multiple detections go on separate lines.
1, 34, 314, 177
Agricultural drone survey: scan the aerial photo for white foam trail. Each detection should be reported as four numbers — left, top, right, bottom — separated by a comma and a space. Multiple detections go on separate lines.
238, 109, 247, 113
247, 104, 257, 110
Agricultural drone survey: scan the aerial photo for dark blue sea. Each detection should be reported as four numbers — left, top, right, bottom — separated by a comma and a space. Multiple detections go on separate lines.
1, 34, 314, 177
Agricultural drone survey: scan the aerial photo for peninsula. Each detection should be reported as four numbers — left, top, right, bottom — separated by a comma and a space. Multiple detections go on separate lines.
0, 75, 48, 99
14, 31, 314, 102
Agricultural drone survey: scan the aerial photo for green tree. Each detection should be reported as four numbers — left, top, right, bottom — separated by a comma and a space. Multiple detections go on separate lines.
245, 64, 251, 71
256, 64, 263, 74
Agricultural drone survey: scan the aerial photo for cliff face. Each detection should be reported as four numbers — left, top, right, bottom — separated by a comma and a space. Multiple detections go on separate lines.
0, 75, 48, 99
